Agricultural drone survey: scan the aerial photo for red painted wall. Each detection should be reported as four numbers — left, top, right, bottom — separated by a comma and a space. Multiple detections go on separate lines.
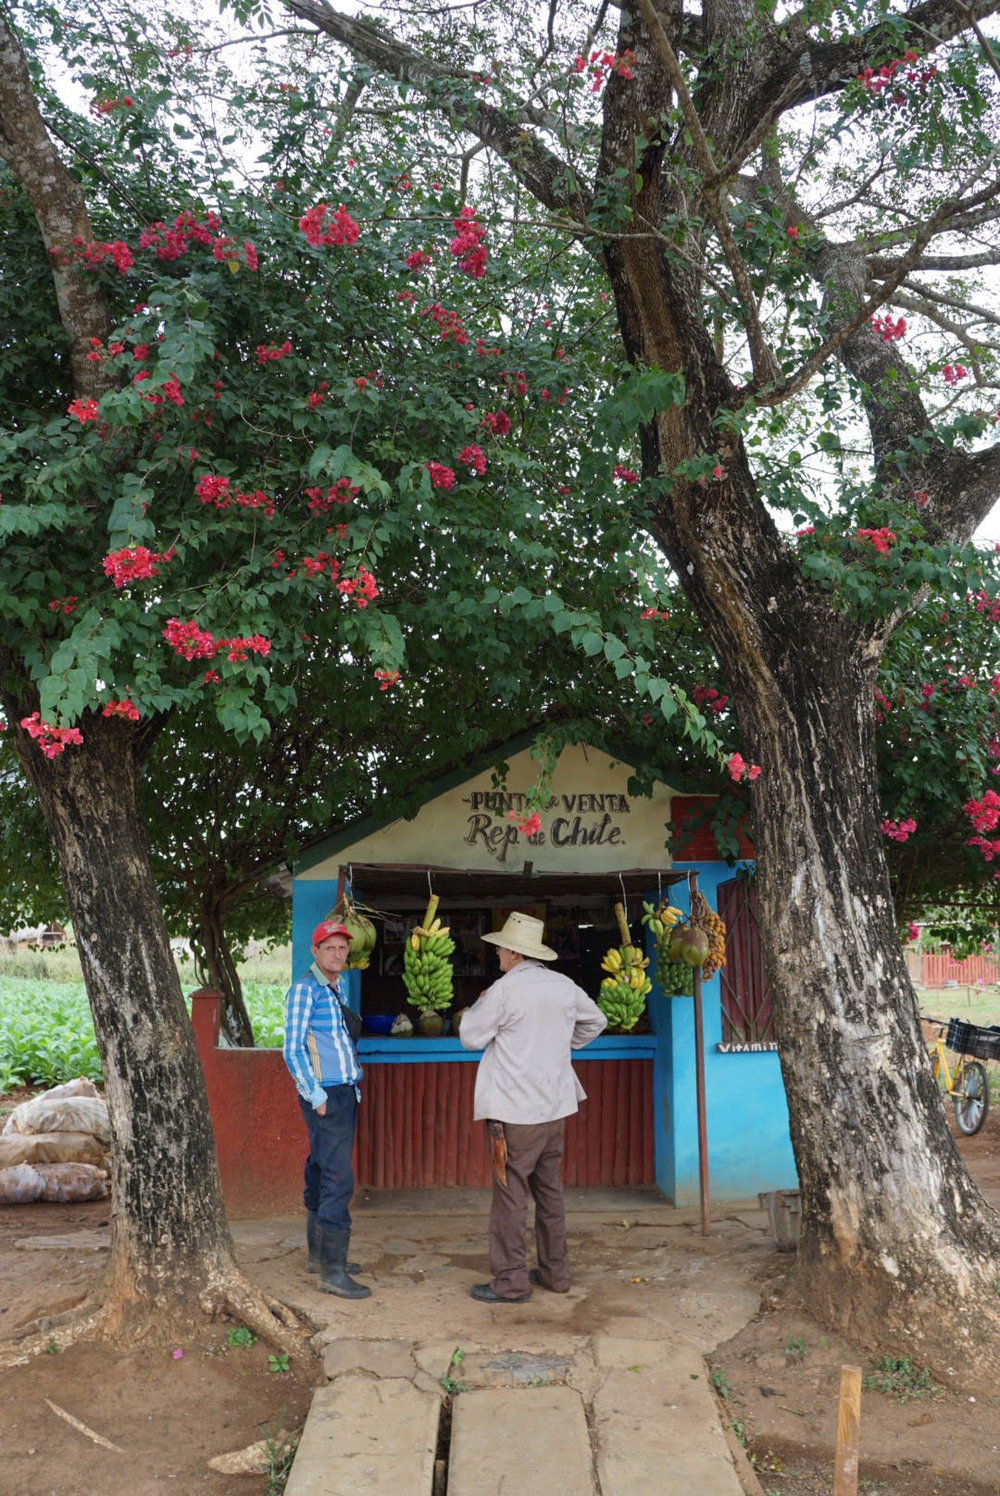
670, 795, 754, 860
191, 990, 654, 1215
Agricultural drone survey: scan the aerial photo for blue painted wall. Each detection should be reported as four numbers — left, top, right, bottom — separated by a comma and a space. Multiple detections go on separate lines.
648, 864, 797, 1203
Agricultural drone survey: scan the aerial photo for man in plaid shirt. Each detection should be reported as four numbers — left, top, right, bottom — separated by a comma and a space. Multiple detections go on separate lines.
283, 920, 370, 1299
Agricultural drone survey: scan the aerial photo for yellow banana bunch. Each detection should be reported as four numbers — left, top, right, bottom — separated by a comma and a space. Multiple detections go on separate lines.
597, 902, 652, 1032
642, 898, 693, 994
402, 895, 456, 1013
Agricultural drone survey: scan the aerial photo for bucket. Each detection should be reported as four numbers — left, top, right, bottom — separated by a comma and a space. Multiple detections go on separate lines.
757, 1189, 801, 1251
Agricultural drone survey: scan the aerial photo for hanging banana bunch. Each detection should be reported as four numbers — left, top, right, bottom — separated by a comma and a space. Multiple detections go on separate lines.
402, 894, 456, 1014
598, 901, 652, 1031
641, 898, 693, 996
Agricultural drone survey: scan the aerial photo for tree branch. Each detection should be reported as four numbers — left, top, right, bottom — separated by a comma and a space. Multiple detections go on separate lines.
0, 14, 110, 397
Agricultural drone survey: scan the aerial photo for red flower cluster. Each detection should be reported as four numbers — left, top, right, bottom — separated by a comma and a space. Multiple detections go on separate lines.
48, 596, 77, 614
308, 382, 329, 409
298, 203, 360, 247
943, 363, 968, 386
426, 461, 456, 490
139, 210, 216, 259
971, 588, 1000, 622
20, 713, 84, 759
449, 206, 487, 278
212, 236, 258, 270
873, 687, 893, 723
337, 565, 379, 608
573, 48, 635, 91
103, 546, 175, 588
855, 526, 897, 555
52, 238, 133, 274
693, 684, 729, 715
405, 248, 434, 272
639, 607, 671, 620
501, 370, 529, 396
256, 339, 292, 363
726, 752, 762, 783
458, 444, 486, 475
423, 301, 467, 344
870, 314, 907, 341
375, 668, 401, 691
68, 398, 99, 424
857, 50, 936, 103
140, 374, 184, 410
480, 410, 512, 437
613, 464, 638, 484
300, 552, 341, 578
102, 698, 141, 720
195, 474, 275, 518
224, 634, 271, 662
880, 816, 917, 841
91, 95, 133, 114
304, 479, 358, 513
508, 809, 543, 836
163, 618, 219, 660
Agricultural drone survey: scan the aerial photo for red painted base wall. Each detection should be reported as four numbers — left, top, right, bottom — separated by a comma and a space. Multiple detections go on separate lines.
191, 991, 654, 1217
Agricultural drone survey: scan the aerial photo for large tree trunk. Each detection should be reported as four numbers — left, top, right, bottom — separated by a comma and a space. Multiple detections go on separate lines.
5, 709, 301, 1356
604, 203, 1000, 1380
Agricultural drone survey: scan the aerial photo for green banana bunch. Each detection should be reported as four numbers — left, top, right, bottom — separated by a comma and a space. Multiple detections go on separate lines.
597, 902, 653, 1031
641, 900, 693, 995
402, 896, 456, 1013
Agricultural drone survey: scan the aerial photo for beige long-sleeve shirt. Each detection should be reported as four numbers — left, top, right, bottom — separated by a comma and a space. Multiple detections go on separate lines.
458, 960, 608, 1123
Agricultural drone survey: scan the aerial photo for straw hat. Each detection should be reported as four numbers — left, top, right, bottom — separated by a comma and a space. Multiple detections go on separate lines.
482, 912, 557, 962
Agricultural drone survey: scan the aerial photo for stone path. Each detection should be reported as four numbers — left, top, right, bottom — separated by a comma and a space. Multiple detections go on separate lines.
235, 1188, 774, 1496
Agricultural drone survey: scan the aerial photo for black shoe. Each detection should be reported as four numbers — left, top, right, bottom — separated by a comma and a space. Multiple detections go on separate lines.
529, 1269, 570, 1293
470, 1282, 531, 1304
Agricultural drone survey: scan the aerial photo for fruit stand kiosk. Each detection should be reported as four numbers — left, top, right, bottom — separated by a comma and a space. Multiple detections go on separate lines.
285, 735, 798, 1204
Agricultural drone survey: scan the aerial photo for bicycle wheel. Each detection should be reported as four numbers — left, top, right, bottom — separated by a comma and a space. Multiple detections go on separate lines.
954, 1060, 990, 1136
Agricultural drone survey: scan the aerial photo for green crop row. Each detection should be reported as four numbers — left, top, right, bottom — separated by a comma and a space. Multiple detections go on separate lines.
0, 977, 288, 1092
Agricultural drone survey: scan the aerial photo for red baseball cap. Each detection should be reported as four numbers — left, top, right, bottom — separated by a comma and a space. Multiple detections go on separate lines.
312, 920, 353, 947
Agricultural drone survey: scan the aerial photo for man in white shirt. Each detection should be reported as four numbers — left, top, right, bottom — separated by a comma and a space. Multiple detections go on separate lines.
459, 911, 607, 1302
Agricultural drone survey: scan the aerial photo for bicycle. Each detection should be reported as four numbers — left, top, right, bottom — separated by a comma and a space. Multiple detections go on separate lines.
923, 1017, 991, 1136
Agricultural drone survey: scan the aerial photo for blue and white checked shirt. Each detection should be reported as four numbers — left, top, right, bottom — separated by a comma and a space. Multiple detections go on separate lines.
283, 963, 362, 1109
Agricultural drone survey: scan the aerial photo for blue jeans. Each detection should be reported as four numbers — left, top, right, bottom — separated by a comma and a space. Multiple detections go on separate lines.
299, 1085, 359, 1232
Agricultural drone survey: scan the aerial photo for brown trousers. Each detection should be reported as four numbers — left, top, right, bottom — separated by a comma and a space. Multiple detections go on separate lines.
488, 1118, 570, 1298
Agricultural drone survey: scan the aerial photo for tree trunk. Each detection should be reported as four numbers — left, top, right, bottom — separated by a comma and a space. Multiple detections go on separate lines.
7, 710, 300, 1352
605, 226, 1000, 1373
194, 900, 255, 1048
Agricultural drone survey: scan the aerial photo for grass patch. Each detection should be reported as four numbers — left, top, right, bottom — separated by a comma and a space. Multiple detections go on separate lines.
0, 944, 293, 1088
862, 1355, 941, 1401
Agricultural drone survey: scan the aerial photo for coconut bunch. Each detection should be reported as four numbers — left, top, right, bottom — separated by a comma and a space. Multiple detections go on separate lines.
327, 894, 378, 969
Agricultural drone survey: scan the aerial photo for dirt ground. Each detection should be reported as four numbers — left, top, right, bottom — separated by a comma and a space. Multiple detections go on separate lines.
2, 1103, 1000, 1496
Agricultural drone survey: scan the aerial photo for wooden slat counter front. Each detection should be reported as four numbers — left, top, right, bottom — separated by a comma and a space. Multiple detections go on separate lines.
355, 1034, 656, 1189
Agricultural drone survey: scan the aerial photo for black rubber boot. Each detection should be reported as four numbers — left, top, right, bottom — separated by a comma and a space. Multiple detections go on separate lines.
317, 1226, 371, 1299
307, 1211, 361, 1275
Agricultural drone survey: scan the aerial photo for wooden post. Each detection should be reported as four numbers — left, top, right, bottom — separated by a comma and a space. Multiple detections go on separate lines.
688, 871, 710, 1236
832, 1364, 862, 1496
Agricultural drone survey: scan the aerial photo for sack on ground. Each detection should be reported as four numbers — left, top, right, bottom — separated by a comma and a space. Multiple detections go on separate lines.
0, 1131, 108, 1168
0, 1161, 109, 1204
2, 1093, 110, 1144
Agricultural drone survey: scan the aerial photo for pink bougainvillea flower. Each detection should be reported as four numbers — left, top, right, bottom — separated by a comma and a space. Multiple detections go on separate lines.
68, 398, 99, 423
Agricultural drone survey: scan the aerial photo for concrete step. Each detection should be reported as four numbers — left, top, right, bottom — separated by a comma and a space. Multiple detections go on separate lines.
449, 1385, 593, 1494
283, 1374, 441, 1496
284, 1336, 748, 1496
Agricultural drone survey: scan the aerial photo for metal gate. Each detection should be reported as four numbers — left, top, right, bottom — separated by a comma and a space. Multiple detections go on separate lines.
718, 875, 773, 1043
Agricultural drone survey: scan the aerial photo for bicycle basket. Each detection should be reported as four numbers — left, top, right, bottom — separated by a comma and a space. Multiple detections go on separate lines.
946, 1017, 1000, 1061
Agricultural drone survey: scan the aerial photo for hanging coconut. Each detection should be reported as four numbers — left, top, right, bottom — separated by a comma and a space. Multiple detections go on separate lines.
667, 922, 710, 969
327, 895, 377, 970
